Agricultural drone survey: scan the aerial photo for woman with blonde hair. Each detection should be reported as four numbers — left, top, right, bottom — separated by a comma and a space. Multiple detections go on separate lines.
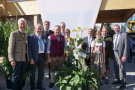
65, 29, 72, 46
91, 31, 106, 85
64, 29, 74, 66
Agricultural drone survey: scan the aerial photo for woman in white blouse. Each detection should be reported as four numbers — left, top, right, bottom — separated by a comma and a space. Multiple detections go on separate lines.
64, 29, 74, 65
91, 31, 106, 85
65, 29, 71, 46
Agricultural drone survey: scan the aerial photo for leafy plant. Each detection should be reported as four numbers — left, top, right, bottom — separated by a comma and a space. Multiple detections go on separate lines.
0, 19, 32, 80
55, 27, 100, 90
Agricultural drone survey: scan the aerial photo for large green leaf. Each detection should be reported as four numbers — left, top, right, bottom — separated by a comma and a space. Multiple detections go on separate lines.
77, 38, 84, 46
73, 75, 80, 86
61, 80, 67, 83
75, 83, 82, 90
69, 80, 74, 86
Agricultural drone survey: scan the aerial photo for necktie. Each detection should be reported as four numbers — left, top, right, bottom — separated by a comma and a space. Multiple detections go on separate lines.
88, 37, 91, 47
114, 35, 118, 50
57, 36, 60, 42
87, 37, 91, 53
22, 33, 25, 37
38, 36, 43, 51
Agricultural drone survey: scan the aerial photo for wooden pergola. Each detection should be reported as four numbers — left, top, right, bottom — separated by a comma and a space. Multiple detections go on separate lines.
0, 0, 135, 25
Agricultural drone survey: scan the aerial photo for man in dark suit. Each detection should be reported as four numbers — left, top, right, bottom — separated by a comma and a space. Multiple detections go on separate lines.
101, 28, 113, 84
83, 28, 95, 66
28, 24, 46, 90
112, 24, 128, 90
43, 21, 54, 39
43, 21, 54, 79
8, 18, 28, 90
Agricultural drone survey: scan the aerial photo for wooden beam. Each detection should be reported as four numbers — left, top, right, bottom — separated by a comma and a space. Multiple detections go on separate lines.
0, 0, 1, 17
0, 7, 2, 17
112, 11, 115, 18
6, 0, 36, 1
96, 18, 122, 23
122, 9, 135, 22
34, 15, 39, 26
2, 0, 6, 16
100, 0, 135, 10
6, 1, 40, 16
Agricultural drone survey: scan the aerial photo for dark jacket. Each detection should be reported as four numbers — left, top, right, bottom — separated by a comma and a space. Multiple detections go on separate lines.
42, 30, 54, 39
83, 36, 95, 53
103, 36, 113, 60
28, 34, 46, 62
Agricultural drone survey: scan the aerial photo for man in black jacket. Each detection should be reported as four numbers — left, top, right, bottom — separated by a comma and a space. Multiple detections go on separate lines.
101, 28, 113, 84
43, 21, 54, 79
43, 21, 54, 39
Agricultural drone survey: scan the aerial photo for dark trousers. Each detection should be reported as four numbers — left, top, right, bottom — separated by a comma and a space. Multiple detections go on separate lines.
30, 53, 45, 87
85, 53, 91, 66
113, 51, 126, 86
12, 61, 27, 90
128, 48, 132, 62
130, 48, 132, 59
48, 63, 51, 78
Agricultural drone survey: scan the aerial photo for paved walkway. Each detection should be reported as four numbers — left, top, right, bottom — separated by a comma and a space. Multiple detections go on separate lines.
0, 57, 135, 90
100, 57, 135, 90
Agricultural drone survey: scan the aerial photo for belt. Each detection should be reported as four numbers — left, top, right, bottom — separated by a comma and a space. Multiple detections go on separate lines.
39, 53, 45, 55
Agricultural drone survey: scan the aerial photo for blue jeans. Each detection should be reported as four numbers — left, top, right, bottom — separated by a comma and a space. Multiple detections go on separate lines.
12, 61, 27, 90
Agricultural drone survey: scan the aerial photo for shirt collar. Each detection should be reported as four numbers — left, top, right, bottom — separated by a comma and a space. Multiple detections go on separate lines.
116, 32, 121, 35
88, 36, 92, 38
103, 35, 107, 38
45, 29, 49, 31
35, 33, 42, 38
19, 30, 25, 33
61, 30, 64, 33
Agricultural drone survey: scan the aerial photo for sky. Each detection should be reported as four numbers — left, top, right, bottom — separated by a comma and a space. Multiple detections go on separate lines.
38, 0, 102, 38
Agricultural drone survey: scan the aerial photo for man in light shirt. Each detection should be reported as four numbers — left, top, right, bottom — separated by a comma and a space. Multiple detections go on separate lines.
47, 25, 67, 88
60, 22, 66, 36
28, 24, 46, 90
112, 24, 128, 90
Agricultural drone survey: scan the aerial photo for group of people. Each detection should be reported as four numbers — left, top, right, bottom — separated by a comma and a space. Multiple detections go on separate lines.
8, 18, 68, 90
8, 18, 128, 90
83, 28, 112, 85
83, 25, 128, 90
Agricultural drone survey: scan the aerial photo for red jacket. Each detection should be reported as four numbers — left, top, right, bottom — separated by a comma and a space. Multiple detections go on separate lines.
50, 34, 64, 57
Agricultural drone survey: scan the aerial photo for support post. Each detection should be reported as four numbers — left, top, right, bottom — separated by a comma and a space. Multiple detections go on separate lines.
34, 15, 39, 26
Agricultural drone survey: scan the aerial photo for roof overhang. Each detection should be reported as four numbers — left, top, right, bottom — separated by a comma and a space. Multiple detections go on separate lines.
96, 9, 135, 23
96, 0, 135, 23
